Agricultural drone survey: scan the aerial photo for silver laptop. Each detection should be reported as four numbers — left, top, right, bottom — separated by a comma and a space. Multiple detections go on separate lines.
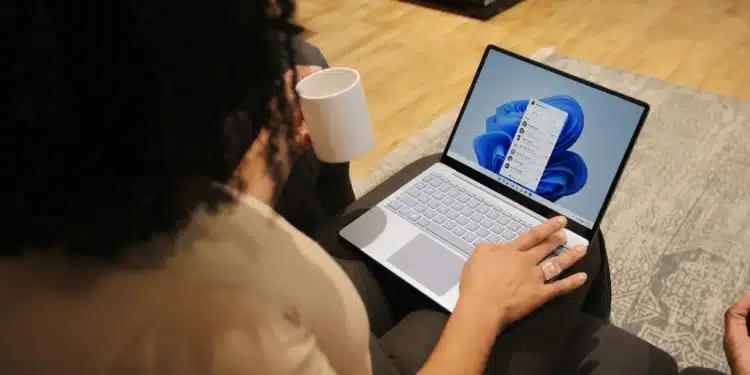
340, 45, 649, 311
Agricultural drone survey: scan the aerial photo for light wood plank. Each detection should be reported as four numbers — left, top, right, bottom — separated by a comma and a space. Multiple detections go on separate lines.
297, 0, 750, 178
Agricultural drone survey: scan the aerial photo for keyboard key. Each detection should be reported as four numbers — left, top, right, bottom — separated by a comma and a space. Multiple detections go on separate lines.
418, 195, 430, 204
399, 206, 412, 215
424, 209, 437, 219
448, 180, 458, 187
438, 184, 451, 193
407, 188, 422, 197
436, 206, 449, 215
471, 237, 483, 246
433, 215, 447, 224
502, 230, 516, 241
456, 216, 469, 226
442, 220, 457, 230
397, 194, 418, 207
481, 218, 494, 228
462, 232, 477, 242
426, 223, 473, 255
429, 179, 441, 187
466, 199, 480, 208
425, 187, 436, 195
415, 204, 427, 213
521, 222, 532, 229
508, 222, 521, 232
458, 186, 467, 192
446, 210, 460, 220
470, 213, 484, 222
460, 207, 473, 216
477, 204, 490, 214
433, 192, 445, 200
417, 217, 430, 227
476, 195, 484, 202
475, 227, 490, 237
451, 202, 464, 211
442, 197, 455, 206
499, 217, 510, 225
415, 181, 427, 189
422, 174, 433, 182
487, 233, 501, 243
466, 222, 480, 231
387, 200, 403, 210
447, 189, 460, 197
452, 226, 467, 236
407, 212, 421, 221
427, 200, 440, 209
491, 224, 506, 234
487, 210, 500, 219
457, 193, 470, 203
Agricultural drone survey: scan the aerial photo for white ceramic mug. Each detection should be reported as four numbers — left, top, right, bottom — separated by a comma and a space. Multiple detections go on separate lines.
296, 67, 375, 163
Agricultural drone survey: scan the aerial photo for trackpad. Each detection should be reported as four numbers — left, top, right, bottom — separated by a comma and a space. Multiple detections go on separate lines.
387, 234, 464, 296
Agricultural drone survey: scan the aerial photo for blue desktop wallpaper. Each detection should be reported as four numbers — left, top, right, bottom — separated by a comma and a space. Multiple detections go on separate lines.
447, 50, 645, 224
474, 95, 588, 202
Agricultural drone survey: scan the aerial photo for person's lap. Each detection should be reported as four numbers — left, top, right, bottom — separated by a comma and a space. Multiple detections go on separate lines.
308, 155, 617, 374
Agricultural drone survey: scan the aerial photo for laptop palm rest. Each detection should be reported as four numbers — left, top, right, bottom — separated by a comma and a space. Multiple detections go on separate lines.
387, 234, 464, 296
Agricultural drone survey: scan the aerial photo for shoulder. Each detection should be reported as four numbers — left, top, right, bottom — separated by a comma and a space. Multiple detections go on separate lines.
142, 194, 371, 374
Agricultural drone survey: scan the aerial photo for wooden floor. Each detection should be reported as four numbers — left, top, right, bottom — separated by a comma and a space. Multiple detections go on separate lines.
297, 0, 750, 178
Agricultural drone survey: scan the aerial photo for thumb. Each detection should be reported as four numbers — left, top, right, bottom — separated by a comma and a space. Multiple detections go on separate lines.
724, 292, 750, 347
296, 65, 322, 80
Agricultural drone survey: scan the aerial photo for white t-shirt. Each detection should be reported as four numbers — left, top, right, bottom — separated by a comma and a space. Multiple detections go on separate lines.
0, 194, 371, 375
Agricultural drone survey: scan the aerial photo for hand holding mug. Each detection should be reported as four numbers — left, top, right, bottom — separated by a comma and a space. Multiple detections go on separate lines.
284, 65, 321, 150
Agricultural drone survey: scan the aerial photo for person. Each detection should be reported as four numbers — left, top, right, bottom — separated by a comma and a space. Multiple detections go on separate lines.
0, 2, 728, 375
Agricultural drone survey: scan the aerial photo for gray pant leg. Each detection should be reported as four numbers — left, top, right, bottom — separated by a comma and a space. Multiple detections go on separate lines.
292, 37, 330, 68
561, 314, 679, 375
379, 311, 679, 375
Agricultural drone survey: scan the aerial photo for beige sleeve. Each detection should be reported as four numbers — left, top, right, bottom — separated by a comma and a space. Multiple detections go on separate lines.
111, 292, 371, 375
210, 312, 341, 375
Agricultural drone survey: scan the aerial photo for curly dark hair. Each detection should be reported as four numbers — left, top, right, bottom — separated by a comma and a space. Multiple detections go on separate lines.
3, 1, 301, 260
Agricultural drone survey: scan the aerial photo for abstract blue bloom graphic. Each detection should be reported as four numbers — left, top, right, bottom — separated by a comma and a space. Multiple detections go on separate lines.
473, 95, 588, 201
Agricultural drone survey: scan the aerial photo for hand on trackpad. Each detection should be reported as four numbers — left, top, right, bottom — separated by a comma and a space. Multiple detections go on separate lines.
387, 234, 464, 296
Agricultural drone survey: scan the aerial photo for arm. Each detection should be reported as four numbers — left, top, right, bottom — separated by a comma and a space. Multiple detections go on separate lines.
419, 217, 589, 375
417, 301, 504, 375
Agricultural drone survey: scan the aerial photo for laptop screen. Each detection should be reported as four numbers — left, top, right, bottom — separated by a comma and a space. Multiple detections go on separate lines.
444, 47, 647, 231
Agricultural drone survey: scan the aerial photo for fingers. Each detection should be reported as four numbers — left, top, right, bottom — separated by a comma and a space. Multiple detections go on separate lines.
536, 246, 587, 280
526, 230, 567, 262
724, 292, 750, 346
296, 65, 322, 79
543, 272, 588, 300
512, 216, 567, 251
285, 65, 322, 100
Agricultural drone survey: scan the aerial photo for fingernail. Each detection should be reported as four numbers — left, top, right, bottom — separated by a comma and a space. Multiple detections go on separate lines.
577, 273, 588, 282
556, 216, 567, 226
575, 246, 587, 256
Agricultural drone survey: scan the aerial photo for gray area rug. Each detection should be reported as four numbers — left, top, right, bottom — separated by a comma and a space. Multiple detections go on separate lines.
353, 50, 750, 372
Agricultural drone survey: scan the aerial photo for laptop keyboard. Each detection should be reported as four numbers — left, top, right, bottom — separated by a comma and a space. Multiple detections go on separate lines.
386, 171, 535, 256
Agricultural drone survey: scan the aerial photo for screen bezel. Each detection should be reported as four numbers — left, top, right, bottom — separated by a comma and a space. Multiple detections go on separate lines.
440, 45, 650, 240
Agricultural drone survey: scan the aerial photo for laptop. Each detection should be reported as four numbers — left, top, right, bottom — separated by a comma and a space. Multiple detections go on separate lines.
340, 45, 649, 311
